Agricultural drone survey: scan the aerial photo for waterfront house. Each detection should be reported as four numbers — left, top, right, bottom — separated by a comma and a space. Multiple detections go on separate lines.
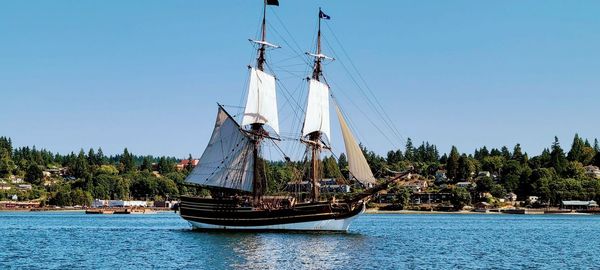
284, 181, 312, 193
411, 192, 452, 205
401, 180, 429, 193
561, 200, 598, 210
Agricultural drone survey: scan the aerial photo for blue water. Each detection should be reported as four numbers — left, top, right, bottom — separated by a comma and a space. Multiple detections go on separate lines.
1, 212, 599, 269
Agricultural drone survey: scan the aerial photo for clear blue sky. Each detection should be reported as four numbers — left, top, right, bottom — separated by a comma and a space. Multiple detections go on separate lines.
1, 1, 599, 159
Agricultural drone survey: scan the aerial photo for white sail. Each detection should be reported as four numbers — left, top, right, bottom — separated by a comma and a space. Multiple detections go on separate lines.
186, 107, 254, 192
302, 79, 331, 140
335, 106, 377, 185
242, 68, 280, 135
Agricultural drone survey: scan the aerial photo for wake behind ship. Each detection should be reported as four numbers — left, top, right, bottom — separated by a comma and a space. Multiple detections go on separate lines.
179, 0, 406, 231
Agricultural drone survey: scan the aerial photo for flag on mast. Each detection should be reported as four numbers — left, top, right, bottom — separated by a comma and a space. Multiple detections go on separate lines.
319, 10, 331, 20
266, 0, 279, 6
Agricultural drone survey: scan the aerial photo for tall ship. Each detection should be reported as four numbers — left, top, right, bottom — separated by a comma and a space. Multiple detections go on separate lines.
179, 0, 407, 231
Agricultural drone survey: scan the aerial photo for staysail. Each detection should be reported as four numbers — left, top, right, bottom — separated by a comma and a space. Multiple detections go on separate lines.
242, 68, 280, 135
302, 79, 331, 140
335, 105, 377, 185
186, 107, 254, 192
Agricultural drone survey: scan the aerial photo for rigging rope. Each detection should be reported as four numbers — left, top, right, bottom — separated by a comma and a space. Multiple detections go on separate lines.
323, 21, 406, 148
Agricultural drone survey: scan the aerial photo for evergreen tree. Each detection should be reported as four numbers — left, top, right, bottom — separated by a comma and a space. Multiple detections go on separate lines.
158, 156, 175, 175
338, 153, 348, 169
539, 148, 551, 167
446, 146, 460, 180
550, 136, 568, 176
439, 153, 448, 164
338, 153, 349, 179
404, 138, 415, 161
594, 139, 600, 153
96, 148, 106, 165
322, 156, 341, 179
512, 143, 525, 163
25, 163, 44, 185
87, 148, 97, 166
72, 149, 89, 178
386, 149, 403, 164
567, 133, 585, 162
140, 157, 152, 172
490, 148, 502, 157
457, 154, 474, 180
120, 148, 135, 174
501, 146, 511, 160
474, 146, 490, 161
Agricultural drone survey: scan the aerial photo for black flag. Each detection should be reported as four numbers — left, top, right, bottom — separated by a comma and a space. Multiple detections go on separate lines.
266, 0, 279, 6
319, 10, 331, 20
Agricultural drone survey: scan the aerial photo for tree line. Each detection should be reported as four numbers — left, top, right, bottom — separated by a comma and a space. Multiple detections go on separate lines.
0, 136, 201, 206
2, 134, 600, 206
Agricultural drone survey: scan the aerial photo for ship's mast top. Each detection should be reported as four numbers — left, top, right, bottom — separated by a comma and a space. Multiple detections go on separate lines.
257, 1, 267, 71
309, 8, 333, 81
251, 0, 280, 71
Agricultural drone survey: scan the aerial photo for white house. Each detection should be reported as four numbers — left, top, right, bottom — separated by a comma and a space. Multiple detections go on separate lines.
402, 180, 429, 193
92, 199, 149, 208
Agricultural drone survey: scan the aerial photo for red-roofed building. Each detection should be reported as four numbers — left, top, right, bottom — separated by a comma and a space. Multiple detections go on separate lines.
177, 159, 199, 171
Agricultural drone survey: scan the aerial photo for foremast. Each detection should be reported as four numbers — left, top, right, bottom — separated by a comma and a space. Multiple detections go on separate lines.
245, 0, 280, 202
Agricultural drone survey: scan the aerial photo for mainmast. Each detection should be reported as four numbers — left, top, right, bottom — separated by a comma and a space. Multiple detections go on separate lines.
305, 8, 332, 203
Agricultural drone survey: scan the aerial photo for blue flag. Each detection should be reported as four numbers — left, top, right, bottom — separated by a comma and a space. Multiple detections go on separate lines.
319, 10, 331, 20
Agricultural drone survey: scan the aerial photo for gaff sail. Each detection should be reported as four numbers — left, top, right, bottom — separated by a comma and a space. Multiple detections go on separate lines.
335, 105, 377, 185
185, 107, 255, 192
242, 68, 280, 135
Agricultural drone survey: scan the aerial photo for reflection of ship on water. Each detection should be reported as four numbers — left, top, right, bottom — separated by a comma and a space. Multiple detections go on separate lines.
179, 0, 407, 231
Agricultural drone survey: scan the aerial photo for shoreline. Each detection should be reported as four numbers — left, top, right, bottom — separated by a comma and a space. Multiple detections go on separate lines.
365, 209, 597, 215
366, 209, 494, 215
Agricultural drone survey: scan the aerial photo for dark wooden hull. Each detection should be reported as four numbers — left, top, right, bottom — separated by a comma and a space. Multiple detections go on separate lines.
179, 196, 365, 231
